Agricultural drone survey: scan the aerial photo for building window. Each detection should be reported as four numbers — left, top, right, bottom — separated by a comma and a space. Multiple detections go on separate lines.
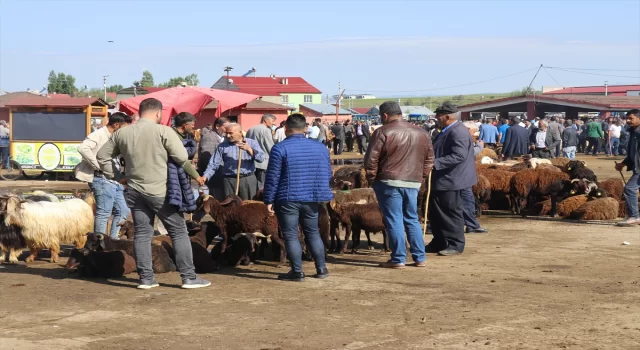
282, 95, 289, 104
304, 95, 313, 103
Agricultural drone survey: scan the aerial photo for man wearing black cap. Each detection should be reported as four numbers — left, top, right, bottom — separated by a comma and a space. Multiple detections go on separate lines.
501, 116, 530, 160
426, 102, 476, 256
365, 101, 434, 268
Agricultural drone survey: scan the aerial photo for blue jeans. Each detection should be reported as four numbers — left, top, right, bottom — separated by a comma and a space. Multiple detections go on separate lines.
275, 202, 326, 273
462, 187, 480, 230
373, 181, 425, 264
563, 146, 576, 160
624, 172, 640, 218
90, 177, 130, 239
610, 138, 620, 156
0, 147, 9, 169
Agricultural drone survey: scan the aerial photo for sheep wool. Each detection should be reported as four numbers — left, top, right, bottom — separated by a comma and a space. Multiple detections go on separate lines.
475, 148, 499, 161
557, 195, 589, 217
4, 197, 93, 263
598, 179, 624, 200
569, 197, 619, 221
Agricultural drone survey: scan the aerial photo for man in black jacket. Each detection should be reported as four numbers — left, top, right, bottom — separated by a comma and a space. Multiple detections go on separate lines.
330, 121, 345, 155
354, 120, 370, 154
529, 120, 557, 159
561, 120, 578, 159
501, 117, 529, 160
615, 109, 640, 227
426, 102, 476, 256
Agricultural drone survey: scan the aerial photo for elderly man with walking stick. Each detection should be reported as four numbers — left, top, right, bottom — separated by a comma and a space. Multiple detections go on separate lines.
202, 123, 265, 200
425, 102, 476, 256
364, 101, 434, 269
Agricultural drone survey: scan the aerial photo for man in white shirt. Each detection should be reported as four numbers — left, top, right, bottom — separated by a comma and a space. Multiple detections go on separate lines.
77, 112, 132, 239
0, 121, 10, 169
609, 119, 623, 156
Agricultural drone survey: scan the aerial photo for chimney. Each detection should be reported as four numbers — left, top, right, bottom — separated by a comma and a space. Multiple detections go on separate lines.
280, 78, 288, 85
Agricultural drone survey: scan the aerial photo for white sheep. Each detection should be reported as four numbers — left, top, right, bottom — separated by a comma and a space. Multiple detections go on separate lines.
2, 195, 94, 263
480, 156, 494, 164
526, 158, 553, 169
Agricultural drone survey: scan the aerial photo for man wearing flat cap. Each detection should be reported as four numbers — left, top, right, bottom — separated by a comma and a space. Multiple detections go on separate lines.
501, 116, 530, 160
426, 102, 476, 256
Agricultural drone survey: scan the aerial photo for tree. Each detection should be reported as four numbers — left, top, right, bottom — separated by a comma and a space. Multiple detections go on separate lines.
158, 73, 200, 87
107, 84, 123, 93
140, 70, 155, 87
404, 99, 414, 106
47, 71, 78, 94
452, 95, 464, 102
47, 70, 59, 94
510, 86, 538, 97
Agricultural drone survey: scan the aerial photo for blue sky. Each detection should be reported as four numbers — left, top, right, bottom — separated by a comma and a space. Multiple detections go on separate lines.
1, 0, 639, 97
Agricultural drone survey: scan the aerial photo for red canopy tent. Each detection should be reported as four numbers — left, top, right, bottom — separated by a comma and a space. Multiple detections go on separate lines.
117, 86, 260, 125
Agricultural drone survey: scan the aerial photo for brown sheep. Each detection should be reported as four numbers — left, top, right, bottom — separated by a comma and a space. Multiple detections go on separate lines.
336, 203, 388, 254
568, 197, 619, 221
550, 157, 571, 168
477, 168, 514, 211
510, 168, 572, 216
197, 195, 286, 267
530, 199, 552, 216
618, 199, 627, 218
84, 233, 176, 273
475, 148, 498, 161
327, 188, 377, 252
472, 173, 491, 216
330, 165, 369, 190
598, 179, 624, 200
557, 195, 589, 217
510, 162, 529, 172
535, 163, 561, 172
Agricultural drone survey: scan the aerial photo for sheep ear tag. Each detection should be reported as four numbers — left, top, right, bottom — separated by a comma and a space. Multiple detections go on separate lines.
570, 190, 576, 195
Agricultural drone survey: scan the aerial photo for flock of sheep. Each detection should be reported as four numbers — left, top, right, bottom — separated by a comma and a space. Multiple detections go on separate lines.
0, 151, 633, 278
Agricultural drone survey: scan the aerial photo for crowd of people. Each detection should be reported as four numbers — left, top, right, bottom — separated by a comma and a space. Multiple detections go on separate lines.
435, 114, 633, 160
71, 96, 640, 288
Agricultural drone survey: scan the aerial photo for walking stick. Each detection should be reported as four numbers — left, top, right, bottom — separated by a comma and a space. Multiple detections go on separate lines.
422, 171, 433, 236
235, 148, 243, 196
614, 161, 627, 185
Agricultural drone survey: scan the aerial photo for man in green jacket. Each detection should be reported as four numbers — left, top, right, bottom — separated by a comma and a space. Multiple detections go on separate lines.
585, 118, 604, 155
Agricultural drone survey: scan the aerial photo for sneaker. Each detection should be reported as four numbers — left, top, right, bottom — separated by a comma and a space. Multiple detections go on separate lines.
278, 270, 305, 282
379, 261, 406, 269
313, 267, 329, 279
181, 277, 211, 289
616, 218, 640, 227
438, 248, 462, 256
137, 279, 159, 290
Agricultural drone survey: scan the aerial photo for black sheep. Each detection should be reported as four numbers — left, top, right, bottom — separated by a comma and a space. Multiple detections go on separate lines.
0, 219, 25, 264
66, 248, 136, 278
210, 232, 259, 267
84, 233, 176, 273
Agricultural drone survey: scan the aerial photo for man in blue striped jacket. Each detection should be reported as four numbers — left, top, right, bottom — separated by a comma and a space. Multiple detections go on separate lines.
263, 113, 333, 282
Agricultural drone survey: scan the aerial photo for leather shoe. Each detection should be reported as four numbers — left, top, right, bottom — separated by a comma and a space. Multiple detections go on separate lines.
379, 261, 406, 269
313, 267, 329, 279
438, 248, 462, 256
411, 261, 426, 267
425, 245, 444, 253
278, 270, 305, 282
465, 227, 488, 234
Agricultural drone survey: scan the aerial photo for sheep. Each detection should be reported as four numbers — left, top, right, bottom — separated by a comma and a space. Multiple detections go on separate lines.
510, 168, 573, 216
525, 158, 553, 169
156, 222, 218, 273
569, 167, 598, 183
564, 160, 587, 173
598, 179, 624, 200
510, 162, 529, 172
0, 194, 93, 263
210, 232, 261, 267
476, 168, 514, 211
475, 148, 499, 162
535, 163, 562, 172
530, 198, 552, 216
84, 233, 176, 273
26, 190, 59, 202
65, 248, 136, 278
197, 194, 286, 267
479, 156, 494, 164
472, 173, 491, 216
336, 203, 388, 254
0, 221, 24, 264
568, 197, 619, 221
557, 195, 589, 217
618, 199, 627, 218
327, 188, 377, 253
550, 157, 571, 168
330, 165, 368, 190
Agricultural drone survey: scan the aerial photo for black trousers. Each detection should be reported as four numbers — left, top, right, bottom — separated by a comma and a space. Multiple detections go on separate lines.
427, 190, 465, 252
345, 135, 354, 152
586, 137, 600, 155
333, 138, 343, 155
255, 168, 266, 190
532, 148, 552, 159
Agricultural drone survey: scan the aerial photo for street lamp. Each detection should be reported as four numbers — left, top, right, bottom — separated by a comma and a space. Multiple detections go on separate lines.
103, 75, 110, 100
224, 66, 234, 90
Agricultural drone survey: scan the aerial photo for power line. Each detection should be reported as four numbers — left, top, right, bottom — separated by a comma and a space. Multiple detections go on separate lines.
542, 66, 564, 88
545, 67, 640, 79
545, 66, 640, 72
527, 64, 543, 91
344, 66, 540, 93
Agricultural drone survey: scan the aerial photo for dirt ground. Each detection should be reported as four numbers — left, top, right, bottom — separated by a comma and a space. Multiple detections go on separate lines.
1, 154, 639, 350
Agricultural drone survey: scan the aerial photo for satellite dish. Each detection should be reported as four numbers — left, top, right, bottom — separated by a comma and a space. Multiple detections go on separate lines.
228, 79, 234, 84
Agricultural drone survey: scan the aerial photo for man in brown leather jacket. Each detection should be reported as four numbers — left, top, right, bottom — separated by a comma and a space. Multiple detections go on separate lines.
364, 101, 435, 269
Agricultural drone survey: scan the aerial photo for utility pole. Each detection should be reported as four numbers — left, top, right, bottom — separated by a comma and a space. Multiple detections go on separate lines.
527, 64, 543, 94
336, 81, 345, 123
604, 81, 608, 96
102, 75, 109, 100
